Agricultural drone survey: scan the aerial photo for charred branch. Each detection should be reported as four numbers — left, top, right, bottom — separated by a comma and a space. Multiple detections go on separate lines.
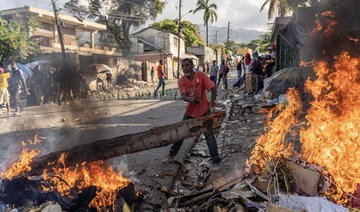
28, 112, 226, 176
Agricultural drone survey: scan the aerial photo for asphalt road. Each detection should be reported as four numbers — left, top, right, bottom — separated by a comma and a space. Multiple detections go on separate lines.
0, 70, 237, 210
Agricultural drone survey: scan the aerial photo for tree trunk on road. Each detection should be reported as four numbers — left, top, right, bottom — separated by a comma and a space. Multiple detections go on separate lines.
28, 112, 226, 175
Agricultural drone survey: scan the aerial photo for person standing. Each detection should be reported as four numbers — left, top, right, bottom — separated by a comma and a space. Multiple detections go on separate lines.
168, 58, 221, 164
9, 62, 29, 113
105, 71, 112, 87
150, 67, 155, 83
250, 52, 262, 94
154, 60, 167, 96
210, 60, 218, 85
233, 58, 244, 88
244, 53, 253, 95
217, 59, 229, 89
0, 67, 11, 114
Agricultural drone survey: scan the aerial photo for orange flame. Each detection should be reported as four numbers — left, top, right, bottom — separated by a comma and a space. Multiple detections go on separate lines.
311, 11, 338, 36
248, 52, 360, 204
301, 52, 360, 203
248, 88, 302, 172
42, 153, 131, 211
0, 148, 40, 179
1, 135, 43, 179
348, 37, 359, 43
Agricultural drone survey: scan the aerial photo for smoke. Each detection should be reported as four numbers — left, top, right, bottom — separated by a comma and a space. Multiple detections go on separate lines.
309, 0, 360, 61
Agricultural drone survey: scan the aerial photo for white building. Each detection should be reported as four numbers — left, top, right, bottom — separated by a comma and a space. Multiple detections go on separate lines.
132, 27, 197, 79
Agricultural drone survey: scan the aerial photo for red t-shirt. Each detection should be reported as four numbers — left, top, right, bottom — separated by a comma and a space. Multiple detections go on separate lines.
157, 65, 164, 78
178, 72, 215, 118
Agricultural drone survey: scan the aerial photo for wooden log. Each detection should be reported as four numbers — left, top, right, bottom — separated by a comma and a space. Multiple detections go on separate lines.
28, 112, 226, 175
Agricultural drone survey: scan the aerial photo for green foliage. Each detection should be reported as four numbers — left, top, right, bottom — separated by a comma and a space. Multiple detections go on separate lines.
193, 0, 217, 45
260, 0, 312, 19
0, 17, 38, 62
65, 0, 165, 48
246, 32, 271, 54
151, 19, 204, 47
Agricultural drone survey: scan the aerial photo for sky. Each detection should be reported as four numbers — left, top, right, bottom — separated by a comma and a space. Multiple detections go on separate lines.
156, 0, 270, 32
0, 0, 271, 32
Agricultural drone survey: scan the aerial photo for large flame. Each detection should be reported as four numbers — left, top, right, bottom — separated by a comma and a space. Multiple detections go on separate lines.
0, 148, 40, 179
248, 88, 302, 172
42, 153, 131, 211
301, 52, 360, 203
1, 135, 131, 211
0, 135, 42, 179
248, 52, 360, 204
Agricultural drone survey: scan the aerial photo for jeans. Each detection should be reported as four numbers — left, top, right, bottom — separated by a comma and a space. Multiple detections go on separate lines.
154, 77, 166, 94
169, 111, 220, 162
13, 90, 22, 112
233, 76, 244, 88
217, 74, 227, 89
210, 76, 217, 85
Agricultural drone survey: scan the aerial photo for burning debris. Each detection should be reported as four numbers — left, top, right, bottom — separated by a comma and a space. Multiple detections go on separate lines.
0, 112, 225, 211
154, 1, 360, 211
0, 136, 134, 211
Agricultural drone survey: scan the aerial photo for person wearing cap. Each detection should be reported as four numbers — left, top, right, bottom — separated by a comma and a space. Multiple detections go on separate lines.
0, 67, 11, 114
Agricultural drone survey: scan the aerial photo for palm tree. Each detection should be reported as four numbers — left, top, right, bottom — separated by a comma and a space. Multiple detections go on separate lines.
193, 0, 217, 45
260, 0, 291, 19
261, 0, 313, 19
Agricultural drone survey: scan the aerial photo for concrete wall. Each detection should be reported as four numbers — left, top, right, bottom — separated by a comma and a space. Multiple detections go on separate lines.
134, 28, 185, 56
186, 46, 217, 65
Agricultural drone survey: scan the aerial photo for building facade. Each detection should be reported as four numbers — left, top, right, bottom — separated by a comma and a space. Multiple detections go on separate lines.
132, 27, 197, 79
0, 6, 123, 72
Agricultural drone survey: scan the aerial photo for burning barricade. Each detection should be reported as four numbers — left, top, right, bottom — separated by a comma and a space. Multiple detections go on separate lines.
159, 1, 360, 211
0, 135, 136, 212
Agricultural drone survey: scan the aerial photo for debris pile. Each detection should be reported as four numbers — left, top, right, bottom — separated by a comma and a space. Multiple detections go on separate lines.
161, 87, 354, 212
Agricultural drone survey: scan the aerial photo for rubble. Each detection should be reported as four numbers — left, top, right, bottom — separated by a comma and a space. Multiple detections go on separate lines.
161, 88, 353, 212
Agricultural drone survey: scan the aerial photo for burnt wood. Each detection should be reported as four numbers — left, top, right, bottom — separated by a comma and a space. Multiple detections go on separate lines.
28, 112, 226, 175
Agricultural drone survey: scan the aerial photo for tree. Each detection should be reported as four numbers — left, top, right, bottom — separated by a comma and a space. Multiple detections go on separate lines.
0, 18, 38, 63
246, 32, 272, 54
260, 0, 310, 19
193, 0, 217, 45
64, 0, 165, 51
151, 19, 205, 47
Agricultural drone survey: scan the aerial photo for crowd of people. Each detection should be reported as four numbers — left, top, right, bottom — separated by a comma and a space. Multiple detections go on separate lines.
0, 62, 29, 115
0, 62, 92, 115
233, 52, 275, 95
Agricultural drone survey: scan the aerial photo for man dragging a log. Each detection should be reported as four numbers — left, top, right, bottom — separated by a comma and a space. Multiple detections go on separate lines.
168, 58, 221, 164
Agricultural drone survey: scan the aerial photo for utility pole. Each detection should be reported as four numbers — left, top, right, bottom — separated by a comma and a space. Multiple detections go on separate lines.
176, 0, 182, 79
227, 21, 230, 45
51, 0, 66, 62
215, 30, 218, 64
226, 21, 230, 59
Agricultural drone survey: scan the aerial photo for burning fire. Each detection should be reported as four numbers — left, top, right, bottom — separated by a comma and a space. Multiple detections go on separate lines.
311, 11, 338, 36
0, 135, 42, 179
42, 153, 131, 211
0, 148, 40, 179
248, 88, 303, 172
301, 52, 360, 203
1, 135, 131, 211
248, 52, 360, 204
